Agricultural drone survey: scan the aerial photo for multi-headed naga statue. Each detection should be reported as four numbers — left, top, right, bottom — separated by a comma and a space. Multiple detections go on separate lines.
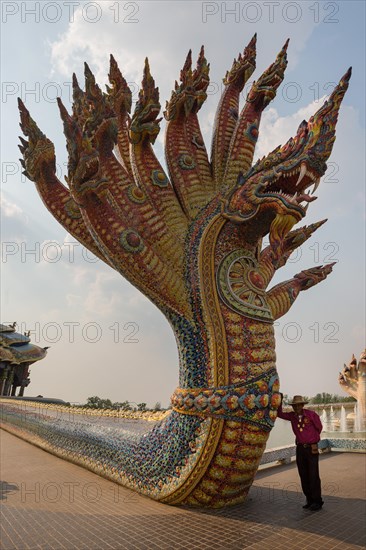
339, 350, 366, 429
17, 36, 350, 507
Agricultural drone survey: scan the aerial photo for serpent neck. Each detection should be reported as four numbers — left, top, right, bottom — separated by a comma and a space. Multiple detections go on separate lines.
170, 203, 276, 392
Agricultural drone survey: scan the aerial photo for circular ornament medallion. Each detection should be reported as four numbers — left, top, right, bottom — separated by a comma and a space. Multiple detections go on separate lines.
151, 170, 169, 187
120, 229, 144, 253
127, 185, 147, 204
217, 249, 273, 322
178, 154, 196, 170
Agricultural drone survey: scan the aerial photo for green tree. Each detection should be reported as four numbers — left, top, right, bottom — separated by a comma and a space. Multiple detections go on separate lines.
85, 396, 102, 408
309, 393, 356, 404
118, 400, 132, 411
84, 396, 113, 409
137, 402, 147, 411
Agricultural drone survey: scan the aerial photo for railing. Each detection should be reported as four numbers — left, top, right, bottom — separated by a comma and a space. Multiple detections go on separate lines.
260, 437, 366, 468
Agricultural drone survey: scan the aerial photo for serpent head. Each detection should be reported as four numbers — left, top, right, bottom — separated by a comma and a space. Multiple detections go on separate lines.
223, 68, 352, 247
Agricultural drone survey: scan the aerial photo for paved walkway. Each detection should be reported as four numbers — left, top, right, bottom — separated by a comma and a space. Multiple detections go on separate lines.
1, 428, 365, 550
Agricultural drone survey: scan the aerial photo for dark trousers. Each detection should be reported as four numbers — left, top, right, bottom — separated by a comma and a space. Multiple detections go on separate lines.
296, 445, 322, 504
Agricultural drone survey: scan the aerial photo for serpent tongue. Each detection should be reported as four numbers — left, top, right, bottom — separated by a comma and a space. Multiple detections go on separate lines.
296, 193, 317, 203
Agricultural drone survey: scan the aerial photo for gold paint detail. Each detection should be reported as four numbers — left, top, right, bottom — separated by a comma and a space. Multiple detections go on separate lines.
199, 215, 229, 387
160, 418, 224, 504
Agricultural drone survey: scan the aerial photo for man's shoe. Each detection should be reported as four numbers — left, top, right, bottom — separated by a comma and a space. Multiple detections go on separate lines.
309, 502, 323, 511
302, 502, 312, 509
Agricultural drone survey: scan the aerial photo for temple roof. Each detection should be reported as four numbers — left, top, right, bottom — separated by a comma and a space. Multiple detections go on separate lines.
0, 331, 30, 346
0, 323, 16, 332
0, 323, 48, 366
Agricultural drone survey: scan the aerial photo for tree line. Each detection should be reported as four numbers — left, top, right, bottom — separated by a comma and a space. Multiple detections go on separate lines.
82, 396, 166, 411
282, 393, 356, 405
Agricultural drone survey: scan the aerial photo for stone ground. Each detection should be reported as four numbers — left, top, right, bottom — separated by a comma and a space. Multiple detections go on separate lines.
1, 428, 365, 550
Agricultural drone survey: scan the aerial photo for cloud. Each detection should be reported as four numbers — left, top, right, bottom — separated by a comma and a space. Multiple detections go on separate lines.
0, 191, 34, 244
66, 293, 83, 307
49, 1, 318, 109
83, 271, 124, 317
1, 192, 24, 218
47, 1, 322, 174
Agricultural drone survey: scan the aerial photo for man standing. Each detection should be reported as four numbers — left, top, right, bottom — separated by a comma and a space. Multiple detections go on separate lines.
277, 395, 324, 511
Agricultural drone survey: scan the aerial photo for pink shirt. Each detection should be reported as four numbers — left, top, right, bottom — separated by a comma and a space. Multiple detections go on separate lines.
277, 405, 323, 444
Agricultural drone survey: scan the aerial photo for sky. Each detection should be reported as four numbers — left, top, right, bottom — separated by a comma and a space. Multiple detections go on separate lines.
1, 0, 365, 407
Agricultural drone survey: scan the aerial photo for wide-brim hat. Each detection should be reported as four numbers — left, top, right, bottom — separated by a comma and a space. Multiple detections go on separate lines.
289, 395, 309, 406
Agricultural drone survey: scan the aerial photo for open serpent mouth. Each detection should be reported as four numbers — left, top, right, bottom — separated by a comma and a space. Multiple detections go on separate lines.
257, 162, 320, 214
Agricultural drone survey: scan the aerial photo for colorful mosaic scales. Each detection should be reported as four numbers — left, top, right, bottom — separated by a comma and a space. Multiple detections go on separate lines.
171, 369, 281, 428
5, 36, 350, 507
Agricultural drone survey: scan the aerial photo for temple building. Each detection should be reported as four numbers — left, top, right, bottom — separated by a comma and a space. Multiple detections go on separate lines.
0, 323, 48, 397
